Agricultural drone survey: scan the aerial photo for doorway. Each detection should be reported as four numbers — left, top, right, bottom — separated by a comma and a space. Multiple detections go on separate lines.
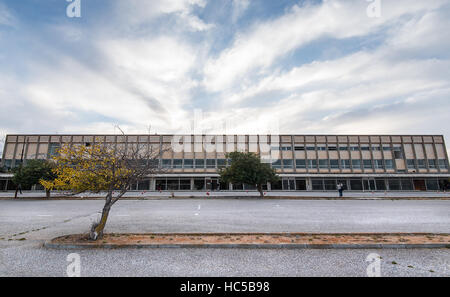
413, 179, 426, 191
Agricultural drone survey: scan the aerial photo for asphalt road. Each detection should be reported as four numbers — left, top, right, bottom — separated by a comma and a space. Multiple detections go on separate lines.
0, 199, 449, 277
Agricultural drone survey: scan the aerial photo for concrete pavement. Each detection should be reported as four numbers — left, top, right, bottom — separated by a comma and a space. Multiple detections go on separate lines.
0, 199, 449, 276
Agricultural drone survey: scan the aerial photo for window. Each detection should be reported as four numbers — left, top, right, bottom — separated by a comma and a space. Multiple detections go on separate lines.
295, 179, 307, 191
194, 178, 205, 190
295, 159, 306, 168
363, 160, 373, 169
382, 145, 391, 151
138, 180, 150, 191
372, 145, 381, 151
173, 159, 183, 168
426, 179, 439, 191
350, 146, 359, 151
3, 160, 12, 170
180, 179, 191, 190
281, 146, 292, 151
194, 159, 204, 168
324, 179, 336, 191
271, 159, 281, 169
428, 159, 437, 169
162, 159, 172, 168
407, 159, 416, 169
341, 159, 351, 169
306, 146, 315, 151
317, 146, 327, 151
206, 159, 216, 168
376, 179, 386, 190
217, 159, 226, 168
417, 159, 426, 169
167, 179, 179, 190
350, 179, 363, 191
439, 159, 448, 169
374, 160, 384, 169
312, 179, 324, 191
388, 179, 401, 191
385, 159, 394, 169
328, 146, 337, 151
307, 159, 317, 169
48, 143, 60, 158
352, 159, 361, 169
401, 179, 413, 191
271, 146, 280, 151
156, 178, 167, 191
339, 146, 348, 151
393, 147, 403, 159
361, 146, 370, 151
330, 159, 339, 169
184, 159, 194, 168
318, 159, 328, 169
294, 146, 305, 151
282, 159, 293, 169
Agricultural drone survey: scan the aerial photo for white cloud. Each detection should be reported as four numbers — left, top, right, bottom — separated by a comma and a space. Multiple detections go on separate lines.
116, 0, 212, 32
232, 0, 251, 23
203, 0, 447, 92
0, 2, 15, 27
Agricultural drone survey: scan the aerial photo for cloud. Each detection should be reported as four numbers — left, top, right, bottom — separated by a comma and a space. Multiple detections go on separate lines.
0, 3, 15, 27
115, 0, 212, 32
203, 0, 447, 92
232, 0, 251, 23
0, 0, 449, 156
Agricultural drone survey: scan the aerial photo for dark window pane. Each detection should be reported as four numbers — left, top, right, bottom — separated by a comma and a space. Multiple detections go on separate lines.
282, 159, 293, 168
295, 159, 306, 168
195, 159, 204, 168
388, 179, 401, 190
350, 179, 363, 191
312, 179, 324, 191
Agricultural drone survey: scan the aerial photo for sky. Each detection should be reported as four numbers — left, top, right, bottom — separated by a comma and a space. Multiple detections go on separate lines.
0, 0, 450, 154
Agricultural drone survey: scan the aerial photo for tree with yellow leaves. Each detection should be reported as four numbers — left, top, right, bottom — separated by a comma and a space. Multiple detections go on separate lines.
41, 138, 167, 240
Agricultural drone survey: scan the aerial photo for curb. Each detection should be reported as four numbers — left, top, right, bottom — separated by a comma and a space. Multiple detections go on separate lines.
43, 241, 450, 250
2, 196, 450, 201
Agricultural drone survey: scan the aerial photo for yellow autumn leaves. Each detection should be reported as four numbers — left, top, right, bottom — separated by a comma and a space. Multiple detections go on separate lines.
40, 143, 132, 193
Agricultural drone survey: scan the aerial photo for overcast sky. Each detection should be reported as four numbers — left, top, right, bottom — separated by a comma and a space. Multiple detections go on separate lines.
0, 0, 449, 153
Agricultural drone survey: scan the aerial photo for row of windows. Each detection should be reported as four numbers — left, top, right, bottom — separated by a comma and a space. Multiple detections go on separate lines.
309, 178, 448, 191
124, 178, 449, 192
271, 159, 448, 170
273, 145, 398, 152
406, 159, 448, 169
143, 158, 450, 170
2, 157, 448, 171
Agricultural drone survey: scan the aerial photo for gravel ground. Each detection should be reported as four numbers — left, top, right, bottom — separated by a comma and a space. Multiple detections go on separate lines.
0, 241, 449, 277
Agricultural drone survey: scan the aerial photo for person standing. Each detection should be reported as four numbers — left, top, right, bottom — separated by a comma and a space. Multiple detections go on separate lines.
337, 183, 344, 197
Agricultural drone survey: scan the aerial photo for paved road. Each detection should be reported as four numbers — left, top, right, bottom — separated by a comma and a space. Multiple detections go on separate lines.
0, 199, 449, 236
0, 199, 449, 276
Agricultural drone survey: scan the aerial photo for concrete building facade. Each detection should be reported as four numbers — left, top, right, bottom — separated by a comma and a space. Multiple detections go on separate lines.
1, 134, 449, 192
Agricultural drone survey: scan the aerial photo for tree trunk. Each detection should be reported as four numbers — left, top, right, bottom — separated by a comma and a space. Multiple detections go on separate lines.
14, 188, 18, 199
90, 204, 111, 240
46, 189, 51, 199
257, 184, 264, 198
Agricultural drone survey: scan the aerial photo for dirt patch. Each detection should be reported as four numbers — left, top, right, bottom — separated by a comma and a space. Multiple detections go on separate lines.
50, 233, 450, 246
